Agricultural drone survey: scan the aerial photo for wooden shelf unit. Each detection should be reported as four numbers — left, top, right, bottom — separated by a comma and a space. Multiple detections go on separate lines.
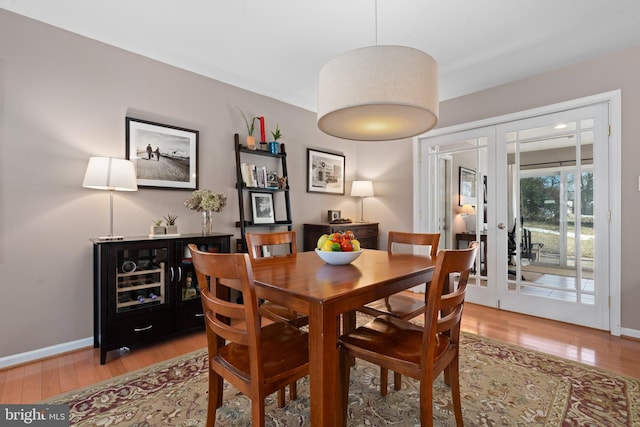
234, 133, 292, 252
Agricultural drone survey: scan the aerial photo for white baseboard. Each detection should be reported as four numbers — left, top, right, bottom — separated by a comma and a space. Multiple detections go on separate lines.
620, 327, 640, 340
0, 337, 93, 369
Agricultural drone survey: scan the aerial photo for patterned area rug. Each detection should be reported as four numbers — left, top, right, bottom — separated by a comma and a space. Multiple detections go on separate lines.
43, 332, 640, 426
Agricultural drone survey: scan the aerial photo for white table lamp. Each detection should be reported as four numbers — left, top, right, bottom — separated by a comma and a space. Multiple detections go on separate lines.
460, 204, 475, 232
83, 157, 138, 240
351, 180, 374, 223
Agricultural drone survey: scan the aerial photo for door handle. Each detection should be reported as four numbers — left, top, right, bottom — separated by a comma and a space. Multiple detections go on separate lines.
497, 223, 506, 230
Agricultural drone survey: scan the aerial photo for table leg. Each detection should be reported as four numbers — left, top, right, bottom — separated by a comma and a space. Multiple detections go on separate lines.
309, 304, 340, 426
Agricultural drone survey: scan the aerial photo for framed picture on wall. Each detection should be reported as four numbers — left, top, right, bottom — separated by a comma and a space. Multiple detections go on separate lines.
250, 192, 275, 224
307, 148, 345, 194
459, 166, 477, 206
126, 117, 198, 190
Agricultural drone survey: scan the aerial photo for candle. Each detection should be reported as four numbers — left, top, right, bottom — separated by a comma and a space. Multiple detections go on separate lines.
259, 116, 266, 142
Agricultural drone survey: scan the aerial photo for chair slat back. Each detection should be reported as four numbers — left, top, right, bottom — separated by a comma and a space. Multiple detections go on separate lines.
421, 242, 479, 363
246, 231, 297, 263
388, 231, 440, 258
188, 244, 261, 357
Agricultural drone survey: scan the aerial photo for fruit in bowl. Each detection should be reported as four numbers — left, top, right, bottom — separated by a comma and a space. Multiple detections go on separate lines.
315, 231, 363, 265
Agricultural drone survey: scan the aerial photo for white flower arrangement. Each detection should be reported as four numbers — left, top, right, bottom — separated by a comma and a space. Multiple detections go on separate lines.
184, 189, 227, 212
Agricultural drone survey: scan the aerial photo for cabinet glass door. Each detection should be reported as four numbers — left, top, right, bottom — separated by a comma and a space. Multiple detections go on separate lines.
115, 247, 169, 313
179, 240, 226, 303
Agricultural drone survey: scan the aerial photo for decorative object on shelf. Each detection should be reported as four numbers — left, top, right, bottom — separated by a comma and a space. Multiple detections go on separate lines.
237, 107, 257, 150
83, 156, 138, 240
259, 116, 266, 143
316, 1, 438, 141
250, 192, 275, 224
277, 176, 287, 190
150, 219, 166, 236
164, 214, 179, 235
328, 210, 341, 222
184, 189, 227, 235
351, 180, 375, 222
268, 124, 283, 154
307, 148, 345, 194
126, 117, 199, 190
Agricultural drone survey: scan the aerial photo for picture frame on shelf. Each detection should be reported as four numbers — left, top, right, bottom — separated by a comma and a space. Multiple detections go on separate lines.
250, 191, 275, 224
307, 148, 345, 194
459, 166, 477, 206
126, 117, 198, 190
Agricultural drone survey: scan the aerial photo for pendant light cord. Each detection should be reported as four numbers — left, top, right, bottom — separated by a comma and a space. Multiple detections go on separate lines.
374, 0, 378, 46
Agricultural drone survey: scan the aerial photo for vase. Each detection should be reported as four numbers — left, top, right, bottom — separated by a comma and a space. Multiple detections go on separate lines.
268, 141, 279, 154
246, 135, 256, 150
202, 210, 213, 235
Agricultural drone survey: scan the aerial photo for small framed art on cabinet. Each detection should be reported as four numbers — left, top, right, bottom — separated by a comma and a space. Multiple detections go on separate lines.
328, 210, 341, 222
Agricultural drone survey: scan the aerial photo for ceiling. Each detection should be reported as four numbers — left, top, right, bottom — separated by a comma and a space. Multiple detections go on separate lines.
2, 0, 640, 112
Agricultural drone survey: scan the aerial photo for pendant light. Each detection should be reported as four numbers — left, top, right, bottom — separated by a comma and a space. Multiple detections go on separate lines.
317, 1, 439, 141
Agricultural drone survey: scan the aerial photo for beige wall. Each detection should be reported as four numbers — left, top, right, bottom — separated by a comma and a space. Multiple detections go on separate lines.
0, 10, 367, 360
2, 8, 640, 362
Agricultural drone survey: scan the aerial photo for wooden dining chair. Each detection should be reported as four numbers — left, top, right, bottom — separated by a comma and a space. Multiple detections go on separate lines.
245, 231, 309, 329
357, 231, 440, 395
339, 242, 479, 427
188, 244, 309, 427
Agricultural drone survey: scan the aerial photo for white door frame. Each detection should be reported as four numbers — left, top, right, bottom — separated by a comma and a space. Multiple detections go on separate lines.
413, 90, 621, 335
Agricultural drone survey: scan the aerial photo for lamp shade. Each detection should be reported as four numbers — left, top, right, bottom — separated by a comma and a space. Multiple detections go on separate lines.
317, 45, 439, 141
83, 157, 138, 191
460, 204, 475, 215
350, 180, 375, 197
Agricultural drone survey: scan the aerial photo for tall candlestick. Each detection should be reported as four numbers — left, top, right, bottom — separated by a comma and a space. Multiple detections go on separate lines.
259, 117, 266, 142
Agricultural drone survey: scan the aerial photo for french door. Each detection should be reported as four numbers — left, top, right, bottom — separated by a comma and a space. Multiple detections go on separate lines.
418, 99, 614, 330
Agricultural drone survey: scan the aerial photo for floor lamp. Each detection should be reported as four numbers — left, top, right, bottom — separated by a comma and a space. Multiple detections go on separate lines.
83, 157, 138, 240
351, 180, 374, 223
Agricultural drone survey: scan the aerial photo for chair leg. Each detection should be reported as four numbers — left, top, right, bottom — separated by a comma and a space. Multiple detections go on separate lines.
393, 371, 402, 391
339, 348, 352, 427
207, 371, 223, 427
380, 367, 389, 396
419, 375, 435, 427
277, 389, 285, 408
252, 393, 266, 427
444, 365, 452, 386
289, 381, 298, 401
449, 357, 464, 426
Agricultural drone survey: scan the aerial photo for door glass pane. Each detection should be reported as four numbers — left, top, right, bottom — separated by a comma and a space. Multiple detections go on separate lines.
505, 119, 595, 304
428, 138, 487, 289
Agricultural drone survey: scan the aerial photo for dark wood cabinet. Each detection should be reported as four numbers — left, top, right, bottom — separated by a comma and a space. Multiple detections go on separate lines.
92, 233, 231, 364
303, 223, 379, 251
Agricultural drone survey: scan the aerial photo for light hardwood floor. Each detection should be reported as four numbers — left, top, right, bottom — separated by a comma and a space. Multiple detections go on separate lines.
2, 301, 640, 404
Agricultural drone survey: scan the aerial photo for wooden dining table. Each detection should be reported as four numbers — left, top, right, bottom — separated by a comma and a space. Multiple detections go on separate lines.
251, 249, 435, 426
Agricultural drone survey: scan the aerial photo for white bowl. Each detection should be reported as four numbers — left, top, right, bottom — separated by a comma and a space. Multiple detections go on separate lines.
315, 248, 363, 265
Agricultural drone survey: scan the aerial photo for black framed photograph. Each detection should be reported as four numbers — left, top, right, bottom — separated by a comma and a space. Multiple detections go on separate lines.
126, 117, 198, 190
307, 148, 345, 194
459, 166, 477, 206
250, 192, 275, 224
